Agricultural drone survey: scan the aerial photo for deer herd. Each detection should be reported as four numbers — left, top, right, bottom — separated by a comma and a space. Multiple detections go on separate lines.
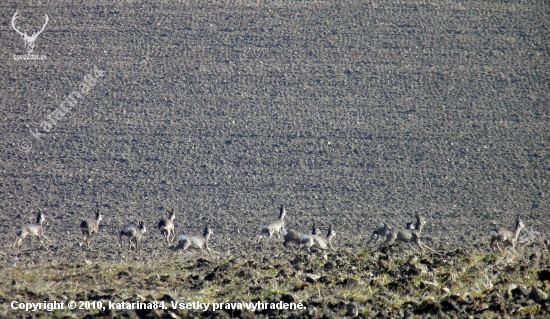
12, 205, 528, 258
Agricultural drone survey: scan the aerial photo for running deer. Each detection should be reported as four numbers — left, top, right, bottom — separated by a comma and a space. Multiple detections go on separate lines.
281, 222, 319, 249
490, 215, 525, 255
120, 221, 147, 251
174, 225, 219, 257
368, 218, 417, 245
384, 213, 433, 252
80, 209, 103, 247
13, 211, 51, 253
282, 229, 303, 249
301, 225, 336, 252
257, 205, 286, 243
158, 208, 176, 243
367, 222, 394, 245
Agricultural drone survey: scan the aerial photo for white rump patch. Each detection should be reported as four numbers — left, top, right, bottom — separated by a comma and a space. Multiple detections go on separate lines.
379, 222, 385, 228
261, 224, 269, 229
302, 235, 309, 240
385, 229, 391, 235
179, 235, 187, 241
282, 230, 287, 236
489, 231, 498, 237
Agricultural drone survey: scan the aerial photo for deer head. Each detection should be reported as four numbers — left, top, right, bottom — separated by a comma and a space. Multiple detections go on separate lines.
12, 11, 49, 53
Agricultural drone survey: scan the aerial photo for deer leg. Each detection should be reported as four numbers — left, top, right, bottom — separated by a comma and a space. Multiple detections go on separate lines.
510, 243, 520, 257
38, 233, 52, 251
16, 239, 23, 253
384, 234, 395, 247
41, 233, 52, 243
284, 242, 296, 251
408, 242, 420, 253
205, 243, 219, 256
490, 238, 497, 251
421, 242, 437, 252
415, 240, 425, 252
366, 233, 377, 245
13, 238, 21, 251
495, 243, 503, 254
39, 239, 49, 251
87, 232, 95, 247
180, 242, 190, 258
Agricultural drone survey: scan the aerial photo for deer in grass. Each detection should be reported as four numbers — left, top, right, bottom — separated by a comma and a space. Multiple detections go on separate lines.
490, 215, 525, 255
